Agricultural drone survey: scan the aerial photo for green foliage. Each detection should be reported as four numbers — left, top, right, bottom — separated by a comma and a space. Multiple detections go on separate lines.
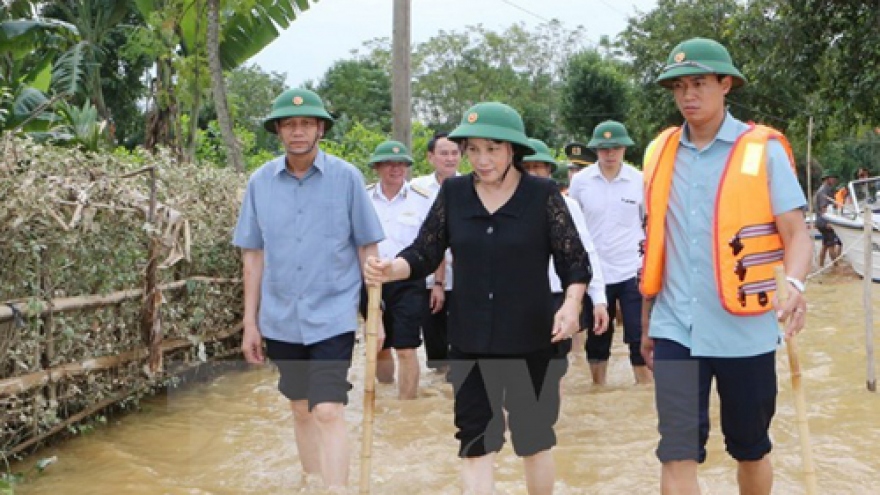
559, 50, 634, 143
194, 118, 274, 171
224, 63, 287, 154
347, 21, 583, 144
47, 99, 109, 151
315, 121, 436, 180
316, 59, 391, 133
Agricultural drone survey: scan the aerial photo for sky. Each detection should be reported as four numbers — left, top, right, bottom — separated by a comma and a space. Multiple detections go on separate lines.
247, 0, 659, 88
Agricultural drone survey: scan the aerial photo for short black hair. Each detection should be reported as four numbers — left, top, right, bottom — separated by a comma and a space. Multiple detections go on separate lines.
427, 131, 450, 153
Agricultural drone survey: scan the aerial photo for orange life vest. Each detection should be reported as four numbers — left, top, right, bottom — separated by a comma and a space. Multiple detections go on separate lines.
834, 187, 848, 209
640, 124, 796, 315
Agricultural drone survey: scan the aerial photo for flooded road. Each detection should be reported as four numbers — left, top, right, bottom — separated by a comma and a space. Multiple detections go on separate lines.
11, 269, 880, 494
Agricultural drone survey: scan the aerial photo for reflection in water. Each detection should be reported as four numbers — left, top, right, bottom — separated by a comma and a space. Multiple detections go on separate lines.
12, 272, 880, 494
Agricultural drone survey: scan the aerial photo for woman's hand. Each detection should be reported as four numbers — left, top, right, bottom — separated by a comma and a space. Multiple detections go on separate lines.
551, 297, 581, 343
364, 256, 393, 286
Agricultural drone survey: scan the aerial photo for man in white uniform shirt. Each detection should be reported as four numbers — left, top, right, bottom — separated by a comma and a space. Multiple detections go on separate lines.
568, 121, 652, 385
522, 138, 609, 344
366, 140, 433, 399
410, 131, 460, 375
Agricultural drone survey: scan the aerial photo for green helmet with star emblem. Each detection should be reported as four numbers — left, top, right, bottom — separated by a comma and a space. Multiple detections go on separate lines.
587, 120, 635, 149
656, 37, 747, 89
262, 88, 335, 134
368, 140, 414, 167
523, 138, 558, 172
447, 102, 536, 155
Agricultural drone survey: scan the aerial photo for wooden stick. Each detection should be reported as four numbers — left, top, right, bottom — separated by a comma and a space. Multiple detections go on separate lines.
0, 277, 240, 322
863, 204, 876, 392
774, 266, 819, 494
359, 284, 381, 494
0, 323, 243, 397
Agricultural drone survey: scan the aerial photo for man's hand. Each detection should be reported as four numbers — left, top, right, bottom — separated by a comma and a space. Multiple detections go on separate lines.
242, 321, 264, 364
774, 281, 808, 339
429, 285, 445, 314
592, 303, 609, 335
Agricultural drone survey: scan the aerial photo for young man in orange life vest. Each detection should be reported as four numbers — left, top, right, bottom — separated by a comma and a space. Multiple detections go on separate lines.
639, 38, 813, 494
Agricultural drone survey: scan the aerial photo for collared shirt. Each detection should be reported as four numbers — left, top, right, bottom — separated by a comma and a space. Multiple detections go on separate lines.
568, 162, 645, 284
232, 151, 384, 345
411, 172, 458, 290
648, 113, 806, 357
549, 195, 607, 306
399, 173, 591, 355
368, 182, 433, 260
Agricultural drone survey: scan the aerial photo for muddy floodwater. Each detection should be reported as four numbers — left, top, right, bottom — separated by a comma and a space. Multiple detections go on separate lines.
11, 269, 880, 494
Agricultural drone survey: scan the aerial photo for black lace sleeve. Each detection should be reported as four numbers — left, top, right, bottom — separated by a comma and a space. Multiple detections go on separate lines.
547, 185, 592, 289
399, 184, 448, 280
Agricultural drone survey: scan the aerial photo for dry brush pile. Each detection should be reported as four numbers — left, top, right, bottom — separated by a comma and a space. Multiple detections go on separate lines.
0, 136, 246, 457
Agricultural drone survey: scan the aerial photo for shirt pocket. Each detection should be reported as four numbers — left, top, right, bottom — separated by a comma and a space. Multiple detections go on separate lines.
397, 211, 423, 242
611, 197, 641, 228
323, 200, 349, 238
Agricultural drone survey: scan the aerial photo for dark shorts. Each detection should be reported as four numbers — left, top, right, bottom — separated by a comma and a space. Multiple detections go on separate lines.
448, 345, 567, 458
264, 332, 355, 411
586, 277, 645, 365
381, 280, 425, 350
421, 289, 450, 369
817, 225, 841, 247
653, 338, 777, 463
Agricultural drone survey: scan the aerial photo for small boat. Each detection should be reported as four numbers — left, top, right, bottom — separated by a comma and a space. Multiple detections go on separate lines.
822, 177, 880, 282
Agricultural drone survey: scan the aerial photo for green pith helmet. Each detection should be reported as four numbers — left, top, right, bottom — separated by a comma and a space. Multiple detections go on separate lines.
447, 102, 536, 154
587, 120, 635, 149
523, 138, 558, 173
656, 37, 747, 89
262, 88, 334, 134
368, 140, 413, 167
821, 170, 839, 180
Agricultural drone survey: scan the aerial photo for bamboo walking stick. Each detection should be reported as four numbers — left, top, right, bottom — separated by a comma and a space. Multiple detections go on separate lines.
774, 266, 818, 494
359, 284, 382, 494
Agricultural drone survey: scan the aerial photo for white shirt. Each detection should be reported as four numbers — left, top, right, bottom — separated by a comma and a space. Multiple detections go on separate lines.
568, 163, 645, 284
411, 172, 458, 290
548, 195, 607, 306
368, 182, 433, 261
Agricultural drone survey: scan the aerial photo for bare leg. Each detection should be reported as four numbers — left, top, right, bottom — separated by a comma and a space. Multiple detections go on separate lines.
817, 245, 828, 267
290, 400, 322, 478
589, 361, 608, 385
737, 457, 772, 495
633, 364, 653, 385
461, 453, 495, 495
311, 402, 350, 489
570, 332, 586, 365
377, 348, 394, 384
523, 449, 555, 494
396, 348, 420, 399
661, 460, 701, 495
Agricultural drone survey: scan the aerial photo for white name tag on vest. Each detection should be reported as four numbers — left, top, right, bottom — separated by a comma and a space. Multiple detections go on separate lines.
740, 142, 764, 177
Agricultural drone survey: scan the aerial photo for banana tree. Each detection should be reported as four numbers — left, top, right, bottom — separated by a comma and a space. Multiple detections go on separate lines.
0, 12, 83, 132
39, 0, 134, 122
132, 0, 320, 163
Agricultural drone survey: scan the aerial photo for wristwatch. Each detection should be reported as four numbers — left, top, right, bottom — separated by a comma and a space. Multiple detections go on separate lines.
434, 280, 445, 287
785, 276, 806, 293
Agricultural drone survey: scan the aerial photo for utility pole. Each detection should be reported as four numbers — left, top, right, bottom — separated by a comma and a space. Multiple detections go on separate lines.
392, 0, 412, 150
806, 116, 814, 216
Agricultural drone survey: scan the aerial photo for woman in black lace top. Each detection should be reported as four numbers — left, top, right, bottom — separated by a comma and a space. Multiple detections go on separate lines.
364, 102, 591, 494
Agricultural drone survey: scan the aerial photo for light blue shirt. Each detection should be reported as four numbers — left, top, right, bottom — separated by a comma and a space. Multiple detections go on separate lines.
232, 151, 385, 345
648, 113, 806, 357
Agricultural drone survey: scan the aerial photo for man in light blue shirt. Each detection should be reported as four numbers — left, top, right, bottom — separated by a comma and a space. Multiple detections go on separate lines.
232, 88, 383, 491
641, 38, 813, 495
